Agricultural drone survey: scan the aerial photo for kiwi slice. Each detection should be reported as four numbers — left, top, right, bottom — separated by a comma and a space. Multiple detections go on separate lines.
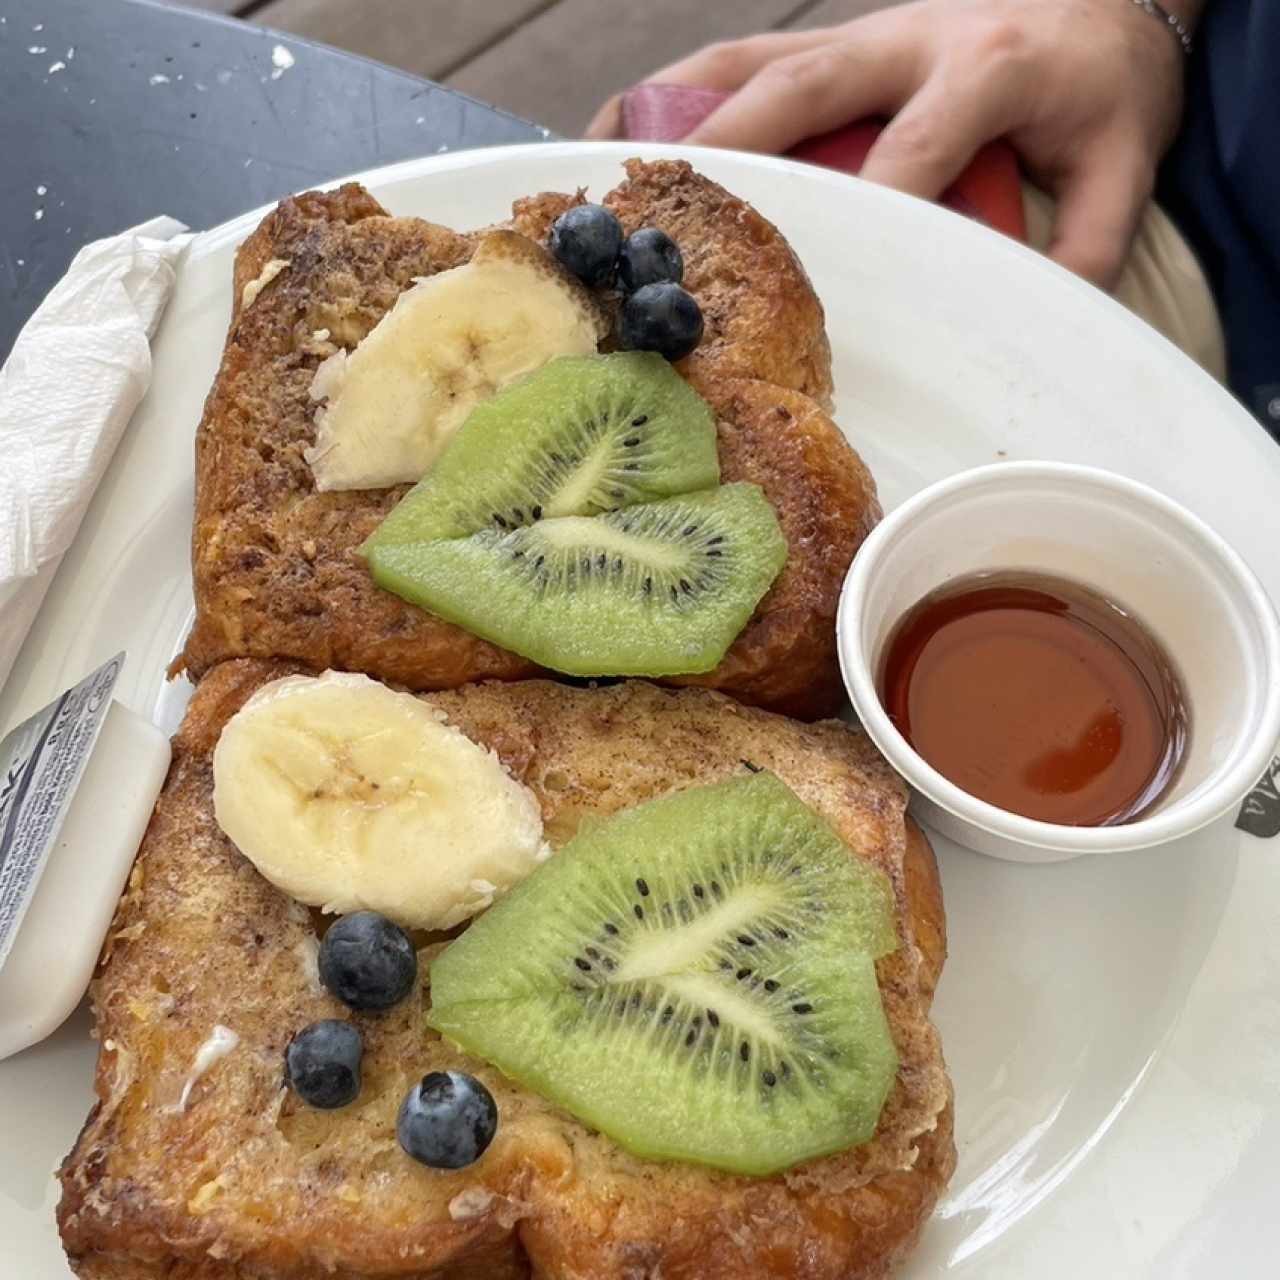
428, 772, 900, 1177
368, 484, 786, 677
364, 352, 719, 550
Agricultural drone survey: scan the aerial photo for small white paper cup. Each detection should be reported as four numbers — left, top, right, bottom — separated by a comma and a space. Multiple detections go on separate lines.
837, 462, 1280, 862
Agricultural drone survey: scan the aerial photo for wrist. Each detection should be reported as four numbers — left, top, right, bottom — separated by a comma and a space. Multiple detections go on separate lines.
1158, 0, 1206, 27
1123, 0, 1203, 62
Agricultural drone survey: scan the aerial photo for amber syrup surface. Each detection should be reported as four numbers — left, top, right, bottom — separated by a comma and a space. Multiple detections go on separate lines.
879, 572, 1189, 826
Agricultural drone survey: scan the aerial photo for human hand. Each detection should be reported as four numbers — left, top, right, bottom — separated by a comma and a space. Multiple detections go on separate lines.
586, 0, 1204, 289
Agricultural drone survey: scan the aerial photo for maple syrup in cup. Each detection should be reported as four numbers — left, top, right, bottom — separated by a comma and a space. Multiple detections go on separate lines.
879, 573, 1189, 826
836, 463, 1280, 861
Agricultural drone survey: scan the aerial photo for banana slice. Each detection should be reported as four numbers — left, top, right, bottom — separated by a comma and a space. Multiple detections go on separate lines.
212, 671, 550, 930
305, 231, 609, 491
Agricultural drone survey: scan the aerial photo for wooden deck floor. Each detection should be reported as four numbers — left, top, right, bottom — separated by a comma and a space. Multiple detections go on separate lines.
178, 0, 889, 135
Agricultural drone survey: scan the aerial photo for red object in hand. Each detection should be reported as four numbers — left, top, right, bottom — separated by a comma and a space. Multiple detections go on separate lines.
620, 83, 1026, 243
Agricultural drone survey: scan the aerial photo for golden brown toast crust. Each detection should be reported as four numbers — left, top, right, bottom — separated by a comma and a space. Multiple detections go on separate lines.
508, 161, 834, 406
183, 167, 863, 718
60, 664, 953, 1279
184, 184, 539, 694
604, 159, 834, 406
681, 374, 880, 719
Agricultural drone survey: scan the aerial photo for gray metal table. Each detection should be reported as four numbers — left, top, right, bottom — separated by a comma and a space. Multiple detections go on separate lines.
0, 0, 549, 360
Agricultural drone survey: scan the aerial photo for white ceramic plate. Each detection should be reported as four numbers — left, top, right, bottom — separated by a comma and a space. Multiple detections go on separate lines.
3, 142, 1278, 1278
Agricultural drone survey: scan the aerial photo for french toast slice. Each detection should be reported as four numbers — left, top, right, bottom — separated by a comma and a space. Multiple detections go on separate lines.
606, 159, 833, 405
507, 159, 833, 405
59, 663, 953, 1279
182, 166, 867, 718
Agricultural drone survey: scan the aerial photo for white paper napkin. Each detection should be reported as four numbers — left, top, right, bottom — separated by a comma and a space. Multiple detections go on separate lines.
0, 216, 193, 693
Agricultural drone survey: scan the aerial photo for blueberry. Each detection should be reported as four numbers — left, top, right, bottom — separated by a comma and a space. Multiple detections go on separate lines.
548, 203, 623, 287
618, 228, 683, 292
285, 1020, 362, 1109
318, 911, 416, 1011
619, 283, 704, 363
397, 1070, 498, 1169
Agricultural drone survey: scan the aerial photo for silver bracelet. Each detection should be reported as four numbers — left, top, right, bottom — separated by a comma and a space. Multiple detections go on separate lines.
1130, 0, 1195, 55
